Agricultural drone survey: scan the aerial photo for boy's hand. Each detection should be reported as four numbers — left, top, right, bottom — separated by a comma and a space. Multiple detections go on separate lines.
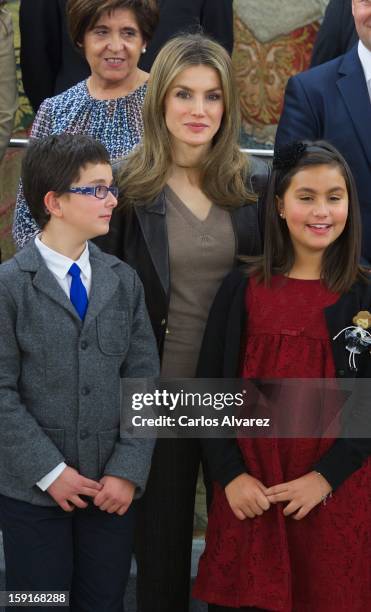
225, 473, 270, 520
47, 466, 103, 512
94, 476, 135, 515
266, 471, 332, 520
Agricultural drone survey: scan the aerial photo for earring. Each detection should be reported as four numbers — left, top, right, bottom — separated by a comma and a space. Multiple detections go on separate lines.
141, 47, 146, 54
279, 211, 285, 218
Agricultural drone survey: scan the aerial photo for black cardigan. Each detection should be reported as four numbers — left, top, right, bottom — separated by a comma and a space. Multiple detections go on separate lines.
197, 267, 371, 491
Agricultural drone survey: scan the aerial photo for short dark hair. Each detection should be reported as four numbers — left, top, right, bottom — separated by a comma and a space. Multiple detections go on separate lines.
244, 140, 367, 293
22, 134, 111, 229
67, 0, 159, 47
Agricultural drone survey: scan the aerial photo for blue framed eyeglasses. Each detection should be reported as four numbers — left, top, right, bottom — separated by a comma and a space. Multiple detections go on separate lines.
67, 185, 119, 199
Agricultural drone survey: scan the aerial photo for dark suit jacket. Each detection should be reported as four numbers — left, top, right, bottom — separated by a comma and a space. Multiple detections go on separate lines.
198, 267, 371, 492
275, 46, 371, 264
20, 0, 90, 112
311, 0, 357, 67
139, 0, 234, 72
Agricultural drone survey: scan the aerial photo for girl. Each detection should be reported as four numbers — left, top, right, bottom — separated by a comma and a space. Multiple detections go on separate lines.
96, 33, 268, 612
193, 141, 371, 612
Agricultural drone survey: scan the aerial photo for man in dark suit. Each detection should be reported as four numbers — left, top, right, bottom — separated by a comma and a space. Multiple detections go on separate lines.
140, 0, 234, 71
276, 0, 371, 265
20, 0, 89, 113
311, 0, 357, 67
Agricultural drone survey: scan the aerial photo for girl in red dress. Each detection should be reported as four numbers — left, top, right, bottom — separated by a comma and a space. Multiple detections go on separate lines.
193, 141, 371, 612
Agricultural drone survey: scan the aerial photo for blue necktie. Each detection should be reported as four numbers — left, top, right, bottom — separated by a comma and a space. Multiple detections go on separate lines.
68, 263, 88, 320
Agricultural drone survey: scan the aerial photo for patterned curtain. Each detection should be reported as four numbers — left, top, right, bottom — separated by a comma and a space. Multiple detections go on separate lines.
234, 0, 328, 147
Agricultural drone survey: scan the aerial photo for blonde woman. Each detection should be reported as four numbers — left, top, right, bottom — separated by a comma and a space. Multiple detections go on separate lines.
97, 33, 268, 612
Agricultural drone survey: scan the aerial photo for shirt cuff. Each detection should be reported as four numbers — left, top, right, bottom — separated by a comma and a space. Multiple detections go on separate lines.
36, 462, 67, 491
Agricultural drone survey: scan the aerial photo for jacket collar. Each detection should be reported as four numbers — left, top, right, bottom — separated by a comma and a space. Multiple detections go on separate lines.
15, 239, 121, 326
134, 192, 169, 295
143, 191, 166, 215
337, 45, 371, 166
14, 239, 116, 271
15, 241, 80, 322
113, 160, 169, 294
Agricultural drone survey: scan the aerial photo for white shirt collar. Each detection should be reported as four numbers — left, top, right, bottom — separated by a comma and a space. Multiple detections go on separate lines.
358, 40, 371, 86
35, 234, 90, 280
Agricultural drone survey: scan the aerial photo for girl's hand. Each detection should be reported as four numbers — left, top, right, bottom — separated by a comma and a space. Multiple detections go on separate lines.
225, 473, 270, 520
94, 476, 135, 515
266, 471, 332, 520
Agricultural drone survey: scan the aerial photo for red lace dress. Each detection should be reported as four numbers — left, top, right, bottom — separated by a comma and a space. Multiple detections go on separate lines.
194, 276, 371, 611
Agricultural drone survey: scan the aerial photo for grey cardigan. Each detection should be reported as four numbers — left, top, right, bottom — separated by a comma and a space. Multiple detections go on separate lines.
0, 240, 159, 506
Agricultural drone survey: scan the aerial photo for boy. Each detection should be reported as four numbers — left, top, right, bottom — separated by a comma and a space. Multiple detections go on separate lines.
0, 134, 159, 611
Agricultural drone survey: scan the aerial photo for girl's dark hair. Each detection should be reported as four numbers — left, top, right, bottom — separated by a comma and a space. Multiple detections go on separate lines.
22, 134, 111, 229
244, 140, 367, 293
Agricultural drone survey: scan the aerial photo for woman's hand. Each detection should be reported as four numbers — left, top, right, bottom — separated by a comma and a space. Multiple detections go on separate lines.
225, 473, 270, 520
266, 471, 332, 520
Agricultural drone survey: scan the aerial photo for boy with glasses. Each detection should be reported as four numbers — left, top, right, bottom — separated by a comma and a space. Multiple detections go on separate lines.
0, 133, 159, 611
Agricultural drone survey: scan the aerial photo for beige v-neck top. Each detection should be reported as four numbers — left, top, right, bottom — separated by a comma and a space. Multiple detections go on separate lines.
161, 185, 235, 378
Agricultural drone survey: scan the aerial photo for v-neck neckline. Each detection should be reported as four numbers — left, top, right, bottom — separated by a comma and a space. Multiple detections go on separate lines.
164, 184, 214, 226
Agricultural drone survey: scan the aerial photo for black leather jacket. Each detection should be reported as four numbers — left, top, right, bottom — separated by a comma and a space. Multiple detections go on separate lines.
95, 156, 269, 356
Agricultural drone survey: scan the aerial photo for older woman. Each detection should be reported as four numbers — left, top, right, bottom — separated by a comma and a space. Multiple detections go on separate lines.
13, 0, 158, 248
96, 33, 268, 612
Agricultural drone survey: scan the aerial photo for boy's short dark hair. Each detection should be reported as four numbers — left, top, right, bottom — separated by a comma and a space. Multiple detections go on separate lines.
22, 134, 111, 229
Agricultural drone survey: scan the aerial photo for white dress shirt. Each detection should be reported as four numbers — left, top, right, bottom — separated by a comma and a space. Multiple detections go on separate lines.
34, 235, 92, 491
358, 40, 371, 103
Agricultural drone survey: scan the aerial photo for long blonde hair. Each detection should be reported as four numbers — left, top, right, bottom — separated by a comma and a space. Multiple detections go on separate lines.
118, 33, 255, 208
